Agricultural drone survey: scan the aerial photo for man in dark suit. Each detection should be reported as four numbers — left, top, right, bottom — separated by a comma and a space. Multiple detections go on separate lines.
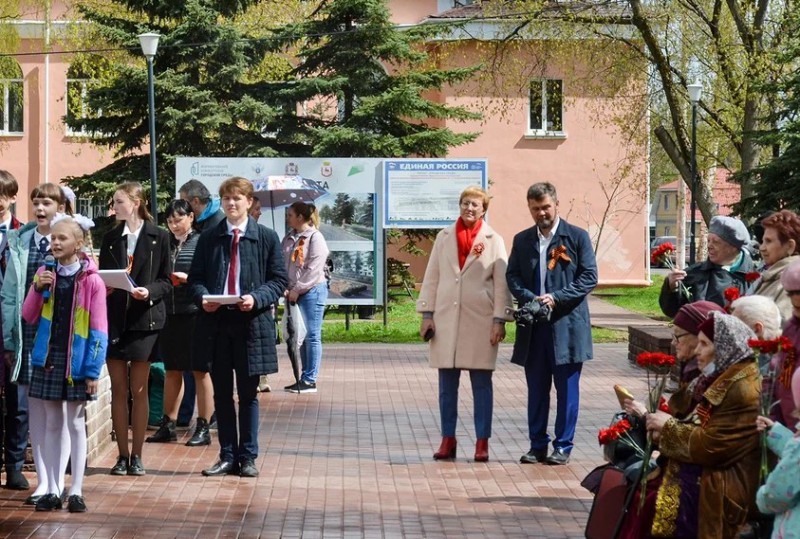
506, 182, 598, 465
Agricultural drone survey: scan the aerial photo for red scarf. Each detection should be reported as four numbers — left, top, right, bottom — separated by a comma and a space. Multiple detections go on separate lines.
456, 217, 482, 269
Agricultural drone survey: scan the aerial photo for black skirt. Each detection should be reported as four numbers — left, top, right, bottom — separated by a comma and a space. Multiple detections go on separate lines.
159, 314, 203, 371
108, 330, 160, 362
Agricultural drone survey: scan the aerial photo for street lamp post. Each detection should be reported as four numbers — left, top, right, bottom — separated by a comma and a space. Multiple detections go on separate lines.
687, 82, 703, 266
139, 32, 160, 219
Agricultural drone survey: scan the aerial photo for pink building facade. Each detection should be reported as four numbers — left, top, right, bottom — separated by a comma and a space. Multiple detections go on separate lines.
2, 0, 650, 285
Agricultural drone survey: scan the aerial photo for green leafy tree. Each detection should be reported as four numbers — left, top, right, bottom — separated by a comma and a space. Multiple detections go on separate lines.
737, 8, 800, 219
62, 0, 296, 215
332, 193, 355, 225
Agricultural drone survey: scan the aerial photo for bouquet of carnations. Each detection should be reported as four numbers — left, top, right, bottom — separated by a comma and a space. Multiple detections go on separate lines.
635, 351, 676, 510
651, 243, 691, 301
748, 336, 793, 482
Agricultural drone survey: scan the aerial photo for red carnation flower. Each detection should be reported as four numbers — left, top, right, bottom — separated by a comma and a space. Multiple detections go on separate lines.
744, 271, 761, 283
724, 287, 741, 303
658, 396, 670, 413
636, 351, 676, 369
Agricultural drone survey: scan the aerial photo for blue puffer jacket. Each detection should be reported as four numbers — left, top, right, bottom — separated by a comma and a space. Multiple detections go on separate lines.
757, 421, 800, 539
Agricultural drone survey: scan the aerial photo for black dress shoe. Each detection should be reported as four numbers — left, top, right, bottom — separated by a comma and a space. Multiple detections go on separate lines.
110, 455, 129, 476
546, 448, 571, 465
202, 460, 237, 477
239, 458, 258, 478
4, 469, 30, 490
519, 449, 548, 464
35, 493, 63, 511
24, 494, 43, 505
127, 455, 146, 476
67, 495, 87, 513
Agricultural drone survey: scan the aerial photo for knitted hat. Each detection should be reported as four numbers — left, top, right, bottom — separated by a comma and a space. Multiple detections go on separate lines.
781, 258, 800, 292
709, 216, 750, 249
674, 301, 726, 335
697, 316, 715, 342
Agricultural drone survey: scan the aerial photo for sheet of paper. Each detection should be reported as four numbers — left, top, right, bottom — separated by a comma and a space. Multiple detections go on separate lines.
203, 294, 242, 305
98, 269, 137, 293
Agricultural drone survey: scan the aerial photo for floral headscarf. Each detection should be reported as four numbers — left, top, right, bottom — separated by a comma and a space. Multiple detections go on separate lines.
689, 311, 756, 402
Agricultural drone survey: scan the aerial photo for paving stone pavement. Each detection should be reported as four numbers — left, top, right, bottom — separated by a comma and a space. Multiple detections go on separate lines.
0, 343, 650, 539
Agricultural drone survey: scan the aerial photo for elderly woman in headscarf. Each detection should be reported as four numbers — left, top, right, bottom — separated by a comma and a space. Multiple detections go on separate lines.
642, 312, 761, 539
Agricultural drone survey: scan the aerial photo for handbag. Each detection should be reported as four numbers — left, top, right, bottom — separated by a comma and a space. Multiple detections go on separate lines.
584, 465, 627, 539
602, 411, 646, 468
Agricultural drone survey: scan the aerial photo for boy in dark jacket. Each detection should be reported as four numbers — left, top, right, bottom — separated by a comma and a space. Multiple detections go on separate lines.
189, 177, 287, 478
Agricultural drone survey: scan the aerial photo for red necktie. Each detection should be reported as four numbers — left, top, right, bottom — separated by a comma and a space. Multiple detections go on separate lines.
227, 229, 240, 294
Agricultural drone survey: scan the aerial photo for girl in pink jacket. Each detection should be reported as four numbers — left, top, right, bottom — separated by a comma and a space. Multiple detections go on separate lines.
22, 215, 107, 513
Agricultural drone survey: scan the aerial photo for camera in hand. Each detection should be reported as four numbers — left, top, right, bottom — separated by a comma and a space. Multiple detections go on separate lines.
513, 298, 552, 327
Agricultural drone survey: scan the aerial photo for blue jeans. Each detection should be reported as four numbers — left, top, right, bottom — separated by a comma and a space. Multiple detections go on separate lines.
439, 369, 493, 439
297, 282, 328, 384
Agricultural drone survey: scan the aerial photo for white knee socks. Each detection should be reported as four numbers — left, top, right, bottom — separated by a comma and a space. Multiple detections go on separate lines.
65, 401, 87, 496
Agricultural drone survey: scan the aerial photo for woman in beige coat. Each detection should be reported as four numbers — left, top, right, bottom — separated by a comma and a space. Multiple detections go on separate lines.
749, 209, 800, 322
417, 186, 514, 463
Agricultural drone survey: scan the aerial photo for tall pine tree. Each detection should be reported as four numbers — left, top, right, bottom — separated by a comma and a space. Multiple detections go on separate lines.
264, 0, 481, 158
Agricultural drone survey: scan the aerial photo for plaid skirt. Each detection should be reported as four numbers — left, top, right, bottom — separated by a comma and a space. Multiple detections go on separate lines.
29, 348, 96, 402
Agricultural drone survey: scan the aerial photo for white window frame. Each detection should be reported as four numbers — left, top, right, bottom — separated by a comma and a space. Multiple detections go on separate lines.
65, 78, 102, 137
525, 79, 566, 139
0, 78, 24, 135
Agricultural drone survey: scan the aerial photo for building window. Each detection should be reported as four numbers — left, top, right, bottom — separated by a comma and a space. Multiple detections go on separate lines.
65, 54, 110, 137
665, 226, 671, 235
663, 194, 669, 210
0, 58, 23, 135
66, 79, 101, 137
528, 79, 563, 135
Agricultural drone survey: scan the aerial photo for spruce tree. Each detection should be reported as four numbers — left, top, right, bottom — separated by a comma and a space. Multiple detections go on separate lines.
265, 0, 481, 158
63, 0, 286, 211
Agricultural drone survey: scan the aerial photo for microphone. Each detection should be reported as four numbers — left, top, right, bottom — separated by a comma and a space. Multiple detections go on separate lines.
42, 255, 56, 303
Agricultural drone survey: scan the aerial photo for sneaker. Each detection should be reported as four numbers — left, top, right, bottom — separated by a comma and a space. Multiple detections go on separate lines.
287, 380, 317, 394
127, 455, 145, 476
110, 455, 129, 476
257, 374, 271, 393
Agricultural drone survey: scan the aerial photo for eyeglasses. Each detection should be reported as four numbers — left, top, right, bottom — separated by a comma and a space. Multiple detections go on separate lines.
672, 331, 691, 342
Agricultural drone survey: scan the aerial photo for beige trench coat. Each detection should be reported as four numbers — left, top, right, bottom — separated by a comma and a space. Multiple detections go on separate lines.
416, 222, 514, 370
750, 254, 800, 323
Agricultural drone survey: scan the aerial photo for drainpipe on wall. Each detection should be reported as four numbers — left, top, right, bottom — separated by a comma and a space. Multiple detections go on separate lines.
43, 0, 51, 183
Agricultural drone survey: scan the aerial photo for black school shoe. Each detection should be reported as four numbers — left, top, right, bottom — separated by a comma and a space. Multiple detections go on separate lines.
67, 495, 87, 513
110, 455, 129, 476
239, 458, 258, 478
127, 455, 145, 476
35, 493, 62, 511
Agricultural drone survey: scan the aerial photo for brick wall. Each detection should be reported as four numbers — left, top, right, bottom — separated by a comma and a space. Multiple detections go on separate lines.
85, 365, 113, 465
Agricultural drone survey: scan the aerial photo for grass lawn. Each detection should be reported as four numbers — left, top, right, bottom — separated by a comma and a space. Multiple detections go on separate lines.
594, 274, 669, 321
320, 291, 627, 344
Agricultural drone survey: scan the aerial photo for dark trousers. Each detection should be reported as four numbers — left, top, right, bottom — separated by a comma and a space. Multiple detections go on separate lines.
2, 380, 28, 472
210, 313, 260, 463
524, 324, 582, 453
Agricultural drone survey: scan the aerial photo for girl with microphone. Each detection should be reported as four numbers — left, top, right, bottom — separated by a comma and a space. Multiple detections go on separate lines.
22, 215, 107, 512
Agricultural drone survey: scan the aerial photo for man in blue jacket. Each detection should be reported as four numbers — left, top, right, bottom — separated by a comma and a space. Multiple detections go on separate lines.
506, 182, 598, 465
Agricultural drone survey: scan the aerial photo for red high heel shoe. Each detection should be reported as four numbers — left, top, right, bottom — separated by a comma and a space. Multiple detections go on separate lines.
433, 436, 457, 460
474, 438, 489, 462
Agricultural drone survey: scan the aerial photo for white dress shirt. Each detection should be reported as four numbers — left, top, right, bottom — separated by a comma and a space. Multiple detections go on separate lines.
536, 217, 561, 296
